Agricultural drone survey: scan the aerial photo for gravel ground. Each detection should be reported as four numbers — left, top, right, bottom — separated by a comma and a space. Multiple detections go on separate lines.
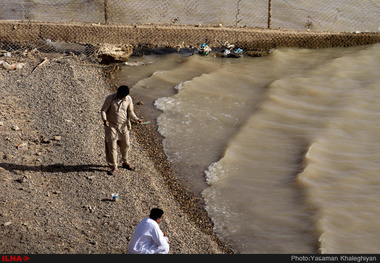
0, 50, 234, 254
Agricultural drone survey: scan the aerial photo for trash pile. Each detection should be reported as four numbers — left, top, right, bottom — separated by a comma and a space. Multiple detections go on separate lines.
198, 43, 212, 56
220, 42, 243, 58
197, 41, 244, 58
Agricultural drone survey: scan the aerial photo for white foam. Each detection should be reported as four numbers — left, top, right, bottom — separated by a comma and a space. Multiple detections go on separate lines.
204, 161, 225, 185
154, 97, 178, 112
174, 81, 186, 91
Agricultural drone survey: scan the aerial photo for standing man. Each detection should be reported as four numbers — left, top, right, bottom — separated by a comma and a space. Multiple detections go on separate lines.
101, 85, 141, 175
128, 208, 170, 254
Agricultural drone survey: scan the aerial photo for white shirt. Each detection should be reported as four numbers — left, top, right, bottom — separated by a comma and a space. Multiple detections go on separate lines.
128, 218, 170, 254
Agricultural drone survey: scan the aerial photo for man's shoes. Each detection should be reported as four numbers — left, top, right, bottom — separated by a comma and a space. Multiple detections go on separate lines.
122, 163, 135, 171
107, 167, 118, 175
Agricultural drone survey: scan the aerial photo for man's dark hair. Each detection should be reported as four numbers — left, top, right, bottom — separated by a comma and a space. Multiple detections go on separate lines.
117, 85, 130, 97
149, 208, 164, 220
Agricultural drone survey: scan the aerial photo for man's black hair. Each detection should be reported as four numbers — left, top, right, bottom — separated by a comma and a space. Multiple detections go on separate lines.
149, 208, 164, 221
117, 85, 130, 97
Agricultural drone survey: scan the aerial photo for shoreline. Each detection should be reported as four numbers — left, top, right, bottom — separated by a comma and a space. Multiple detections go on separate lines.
133, 104, 236, 254
104, 65, 236, 254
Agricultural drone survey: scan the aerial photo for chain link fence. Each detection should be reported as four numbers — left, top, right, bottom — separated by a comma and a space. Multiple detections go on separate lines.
0, 0, 379, 57
1, 0, 379, 31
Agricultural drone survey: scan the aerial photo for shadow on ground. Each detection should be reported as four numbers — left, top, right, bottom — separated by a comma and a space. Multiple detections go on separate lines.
0, 162, 107, 173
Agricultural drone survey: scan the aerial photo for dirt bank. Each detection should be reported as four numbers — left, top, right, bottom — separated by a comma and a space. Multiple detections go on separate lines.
0, 50, 234, 254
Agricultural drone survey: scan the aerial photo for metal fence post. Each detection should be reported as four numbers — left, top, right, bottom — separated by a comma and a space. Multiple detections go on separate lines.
22, 0, 25, 21
104, 0, 108, 24
268, 0, 272, 29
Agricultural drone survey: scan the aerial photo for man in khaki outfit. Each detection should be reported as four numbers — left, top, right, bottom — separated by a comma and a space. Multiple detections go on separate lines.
101, 85, 141, 175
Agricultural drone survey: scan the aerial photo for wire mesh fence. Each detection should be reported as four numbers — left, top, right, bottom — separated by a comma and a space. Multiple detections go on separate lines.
1, 0, 379, 31
0, 0, 379, 58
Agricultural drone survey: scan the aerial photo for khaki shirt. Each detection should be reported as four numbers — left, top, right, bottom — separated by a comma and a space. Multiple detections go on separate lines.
101, 93, 139, 130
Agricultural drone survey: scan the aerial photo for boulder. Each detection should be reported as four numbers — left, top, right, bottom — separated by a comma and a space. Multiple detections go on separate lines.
97, 43, 133, 64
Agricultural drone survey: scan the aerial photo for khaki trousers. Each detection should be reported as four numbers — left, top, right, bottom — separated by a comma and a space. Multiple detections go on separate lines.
105, 123, 130, 168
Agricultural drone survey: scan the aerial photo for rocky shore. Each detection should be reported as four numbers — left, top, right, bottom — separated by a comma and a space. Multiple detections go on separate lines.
0, 50, 234, 254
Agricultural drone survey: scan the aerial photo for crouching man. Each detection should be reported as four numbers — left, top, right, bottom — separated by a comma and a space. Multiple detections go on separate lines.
128, 208, 170, 254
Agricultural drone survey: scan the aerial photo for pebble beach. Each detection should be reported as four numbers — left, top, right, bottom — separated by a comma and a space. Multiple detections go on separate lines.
0, 51, 234, 254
